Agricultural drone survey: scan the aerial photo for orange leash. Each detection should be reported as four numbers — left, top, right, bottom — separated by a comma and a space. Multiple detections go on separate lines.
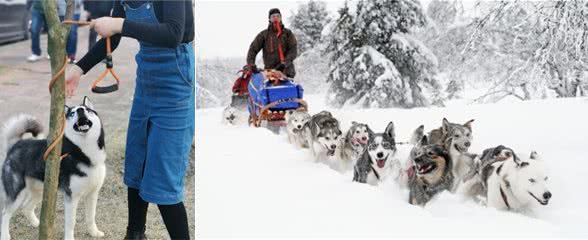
43, 56, 68, 161
62, 20, 120, 94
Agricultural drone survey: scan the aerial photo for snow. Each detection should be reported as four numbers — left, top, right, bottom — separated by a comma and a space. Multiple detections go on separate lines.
196, 94, 588, 238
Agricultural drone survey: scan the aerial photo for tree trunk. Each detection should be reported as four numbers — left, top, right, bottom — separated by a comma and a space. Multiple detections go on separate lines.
38, 0, 74, 239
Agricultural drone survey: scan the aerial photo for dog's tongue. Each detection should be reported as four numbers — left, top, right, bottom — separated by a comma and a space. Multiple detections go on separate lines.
377, 160, 385, 168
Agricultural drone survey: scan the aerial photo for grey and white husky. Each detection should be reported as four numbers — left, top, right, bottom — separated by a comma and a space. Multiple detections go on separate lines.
339, 121, 373, 171
459, 145, 516, 201
285, 110, 311, 149
0, 97, 106, 240
302, 111, 343, 165
353, 122, 399, 185
428, 118, 475, 190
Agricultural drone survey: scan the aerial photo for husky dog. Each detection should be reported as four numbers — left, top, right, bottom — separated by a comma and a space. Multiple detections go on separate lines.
459, 145, 517, 201
485, 151, 551, 212
408, 135, 454, 206
428, 118, 475, 189
353, 122, 398, 185
339, 121, 373, 172
285, 110, 311, 148
0, 97, 106, 240
222, 105, 247, 125
302, 111, 343, 165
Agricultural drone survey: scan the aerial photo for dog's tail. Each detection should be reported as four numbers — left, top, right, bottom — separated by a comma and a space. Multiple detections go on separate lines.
0, 114, 44, 163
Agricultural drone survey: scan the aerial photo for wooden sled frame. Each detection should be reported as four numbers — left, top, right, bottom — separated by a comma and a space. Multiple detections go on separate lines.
248, 97, 308, 127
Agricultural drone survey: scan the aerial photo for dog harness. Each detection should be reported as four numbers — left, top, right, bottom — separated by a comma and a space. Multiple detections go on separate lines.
370, 165, 381, 180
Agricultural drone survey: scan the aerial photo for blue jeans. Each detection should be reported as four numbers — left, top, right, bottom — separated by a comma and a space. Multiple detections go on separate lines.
66, 13, 80, 58
30, 10, 47, 56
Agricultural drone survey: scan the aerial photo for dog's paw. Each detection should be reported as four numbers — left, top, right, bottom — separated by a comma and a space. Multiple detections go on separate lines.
89, 228, 105, 238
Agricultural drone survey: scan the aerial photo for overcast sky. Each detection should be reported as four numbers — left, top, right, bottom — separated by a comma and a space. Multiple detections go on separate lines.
195, 0, 347, 60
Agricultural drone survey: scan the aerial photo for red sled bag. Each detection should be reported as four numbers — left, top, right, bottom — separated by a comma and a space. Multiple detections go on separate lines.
232, 69, 253, 96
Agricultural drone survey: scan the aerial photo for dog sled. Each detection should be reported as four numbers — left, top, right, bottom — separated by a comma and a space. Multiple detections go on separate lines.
246, 69, 307, 128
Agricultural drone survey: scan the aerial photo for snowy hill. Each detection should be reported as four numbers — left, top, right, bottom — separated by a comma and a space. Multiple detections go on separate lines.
195, 94, 588, 238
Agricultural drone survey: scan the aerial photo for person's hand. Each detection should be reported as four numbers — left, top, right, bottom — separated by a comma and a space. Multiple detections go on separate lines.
90, 17, 124, 38
65, 65, 84, 98
244, 64, 258, 73
275, 63, 286, 72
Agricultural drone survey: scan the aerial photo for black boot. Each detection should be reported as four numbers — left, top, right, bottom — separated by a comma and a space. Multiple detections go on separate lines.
124, 227, 147, 240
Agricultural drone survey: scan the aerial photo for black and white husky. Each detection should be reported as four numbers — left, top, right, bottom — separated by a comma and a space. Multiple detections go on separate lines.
0, 97, 106, 240
352, 122, 399, 185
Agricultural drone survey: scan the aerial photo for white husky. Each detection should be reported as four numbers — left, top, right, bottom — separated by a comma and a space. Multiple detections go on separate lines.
486, 151, 552, 212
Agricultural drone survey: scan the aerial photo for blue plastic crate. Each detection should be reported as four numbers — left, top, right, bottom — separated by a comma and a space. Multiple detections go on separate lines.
247, 73, 304, 114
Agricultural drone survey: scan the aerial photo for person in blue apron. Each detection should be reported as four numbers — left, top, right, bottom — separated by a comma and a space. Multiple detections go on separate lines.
65, 1, 194, 239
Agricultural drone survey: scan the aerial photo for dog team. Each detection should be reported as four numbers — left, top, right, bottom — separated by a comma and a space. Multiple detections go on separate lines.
281, 109, 552, 213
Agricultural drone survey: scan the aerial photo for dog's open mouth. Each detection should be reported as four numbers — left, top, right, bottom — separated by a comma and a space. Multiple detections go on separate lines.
73, 119, 93, 133
528, 192, 549, 205
327, 149, 335, 156
454, 144, 467, 153
376, 159, 386, 168
416, 162, 437, 174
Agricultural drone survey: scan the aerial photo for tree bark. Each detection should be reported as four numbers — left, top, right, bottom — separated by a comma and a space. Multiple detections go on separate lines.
38, 0, 74, 239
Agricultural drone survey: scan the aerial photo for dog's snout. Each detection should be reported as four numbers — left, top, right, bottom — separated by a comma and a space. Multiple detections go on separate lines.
330, 144, 337, 150
362, 136, 367, 141
543, 191, 552, 200
377, 152, 384, 158
297, 125, 302, 129
464, 142, 471, 147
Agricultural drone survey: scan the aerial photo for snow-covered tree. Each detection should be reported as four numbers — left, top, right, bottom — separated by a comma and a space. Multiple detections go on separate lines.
327, 0, 443, 108
196, 58, 243, 108
422, 0, 588, 102
289, 0, 331, 54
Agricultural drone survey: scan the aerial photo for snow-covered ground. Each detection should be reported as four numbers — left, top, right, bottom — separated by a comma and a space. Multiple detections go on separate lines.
195, 94, 588, 238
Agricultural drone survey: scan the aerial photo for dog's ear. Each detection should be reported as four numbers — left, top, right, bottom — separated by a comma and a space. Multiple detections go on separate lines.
64, 105, 70, 114
82, 96, 94, 110
367, 125, 375, 138
480, 147, 493, 160
384, 121, 395, 140
529, 151, 539, 160
410, 125, 425, 145
351, 121, 358, 126
420, 135, 428, 146
464, 119, 474, 130
442, 118, 450, 133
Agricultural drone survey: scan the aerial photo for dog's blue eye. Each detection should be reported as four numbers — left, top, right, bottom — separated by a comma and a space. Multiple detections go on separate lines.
529, 178, 535, 183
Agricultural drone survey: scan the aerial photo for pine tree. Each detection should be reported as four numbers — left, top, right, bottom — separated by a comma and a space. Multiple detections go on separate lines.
326, 0, 442, 108
289, 0, 331, 54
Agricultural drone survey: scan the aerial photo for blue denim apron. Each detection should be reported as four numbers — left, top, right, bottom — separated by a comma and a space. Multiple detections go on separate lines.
122, 1, 195, 205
